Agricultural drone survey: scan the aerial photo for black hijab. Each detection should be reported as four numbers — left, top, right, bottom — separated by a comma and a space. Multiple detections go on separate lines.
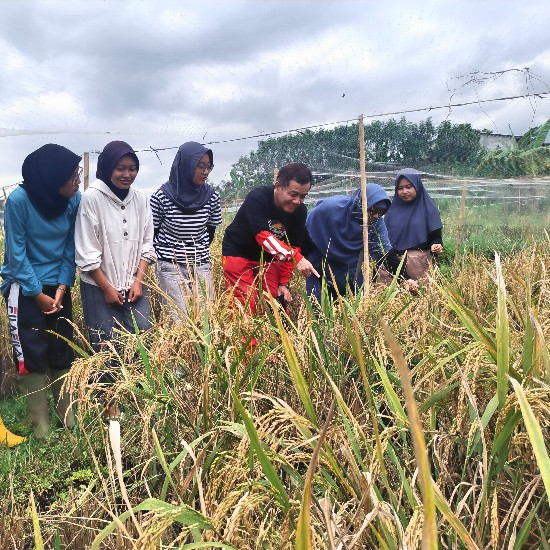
161, 142, 215, 213
96, 141, 139, 200
21, 144, 81, 219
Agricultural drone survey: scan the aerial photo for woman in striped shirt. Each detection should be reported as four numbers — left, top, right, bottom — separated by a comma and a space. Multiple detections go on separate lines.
151, 142, 222, 317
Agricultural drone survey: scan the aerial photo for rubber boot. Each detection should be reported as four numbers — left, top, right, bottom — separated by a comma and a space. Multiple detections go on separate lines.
20, 373, 50, 439
0, 414, 26, 447
49, 369, 75, 430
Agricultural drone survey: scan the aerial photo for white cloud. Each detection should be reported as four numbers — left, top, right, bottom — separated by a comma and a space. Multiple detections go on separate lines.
0, 0, 549, 190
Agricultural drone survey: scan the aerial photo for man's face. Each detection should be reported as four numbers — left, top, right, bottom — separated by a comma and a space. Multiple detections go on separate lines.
273, 179, 311, 213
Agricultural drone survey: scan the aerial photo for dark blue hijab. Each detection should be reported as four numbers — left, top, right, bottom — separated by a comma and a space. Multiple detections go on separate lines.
306, 184, 391, 264
384, 169, 442, 251
21, 144, 81, 219
161, 142, 215, 214
96, 141, 139, 200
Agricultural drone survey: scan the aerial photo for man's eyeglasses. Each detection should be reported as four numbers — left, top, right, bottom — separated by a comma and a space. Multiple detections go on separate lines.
196, 162, 214, 173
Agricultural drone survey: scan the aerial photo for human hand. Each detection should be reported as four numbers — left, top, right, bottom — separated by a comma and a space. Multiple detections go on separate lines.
34, 292, 61, 314
403, 279, 419, 293
296, 257, 320, 278
431, 243, 443, 255
103, 285, 124, 306
128, 279, 143, 303
277, 285, 292, 303
51, 286, 67, 311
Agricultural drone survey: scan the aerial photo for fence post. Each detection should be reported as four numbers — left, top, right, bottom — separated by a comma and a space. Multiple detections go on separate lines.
454, 182, 468, 265
358, 115, 370, 294
83, 152, 89, 190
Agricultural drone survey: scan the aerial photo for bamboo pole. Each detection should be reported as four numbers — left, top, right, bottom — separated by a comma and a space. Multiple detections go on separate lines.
273, 167, 279, 186
358, 115, 370, 294
83, 152, 90, 190
454, 182, 468, 265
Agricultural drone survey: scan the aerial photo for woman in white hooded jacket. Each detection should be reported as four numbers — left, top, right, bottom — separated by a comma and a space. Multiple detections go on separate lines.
75, 141, 156, 417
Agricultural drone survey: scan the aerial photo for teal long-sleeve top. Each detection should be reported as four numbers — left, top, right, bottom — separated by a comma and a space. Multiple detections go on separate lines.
1, 186, 81, 297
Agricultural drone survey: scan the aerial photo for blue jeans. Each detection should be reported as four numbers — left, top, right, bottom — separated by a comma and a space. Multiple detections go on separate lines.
155, 260, 213, 317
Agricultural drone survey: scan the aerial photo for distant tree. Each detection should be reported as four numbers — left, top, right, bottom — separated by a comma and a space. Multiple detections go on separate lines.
229, 125, 359, 195
431, 121, 481, 163
217, 178, 239, 199
476, 119, 550, 177
225, 118, 484, 198
362, 117, 436, 163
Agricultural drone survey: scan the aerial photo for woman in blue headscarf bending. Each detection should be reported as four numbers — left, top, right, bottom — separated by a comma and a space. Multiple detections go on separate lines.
384, 169, 443, 281
305, 183, 408, 302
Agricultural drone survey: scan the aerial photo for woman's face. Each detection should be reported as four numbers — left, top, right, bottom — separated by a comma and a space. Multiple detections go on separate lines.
396, 177, 417, 202
192, 153, 213, 186
367, 207, 386, 225
111, 155, 138, 190
58, 166, 82, 198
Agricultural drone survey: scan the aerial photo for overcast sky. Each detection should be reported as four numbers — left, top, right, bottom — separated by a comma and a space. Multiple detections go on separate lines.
1, 0, 549, 194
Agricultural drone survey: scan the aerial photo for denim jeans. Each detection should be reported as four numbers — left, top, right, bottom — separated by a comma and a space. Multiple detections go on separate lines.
155, 260, 213, 316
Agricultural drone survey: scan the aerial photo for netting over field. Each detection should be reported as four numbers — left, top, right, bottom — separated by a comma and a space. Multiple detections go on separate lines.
2, 115, 549, 255
219, 117, 550, 254
308, 172, 549, 254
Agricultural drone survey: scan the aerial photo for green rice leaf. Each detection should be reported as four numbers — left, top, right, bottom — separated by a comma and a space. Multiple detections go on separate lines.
152, 428, 178, 500
495, 254, 510, 409
510, 378, 550, 504
270, 296, 319, 428
91, 498, 215, 549
46, 329, 91, 358
232, 391, 291, 511
439, 284, 497, 360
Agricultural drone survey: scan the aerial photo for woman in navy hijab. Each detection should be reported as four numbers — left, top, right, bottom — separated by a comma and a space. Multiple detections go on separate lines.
2, 144, 81, 437
150, 142, 222, 318
384, 169, 443, 281
305, 183, 409, 302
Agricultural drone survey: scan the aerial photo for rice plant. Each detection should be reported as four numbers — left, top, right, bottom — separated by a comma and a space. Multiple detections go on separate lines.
0, 239, 548, 548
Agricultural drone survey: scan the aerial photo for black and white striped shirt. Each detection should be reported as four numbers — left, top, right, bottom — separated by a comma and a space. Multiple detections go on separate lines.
150, 188, 222, 265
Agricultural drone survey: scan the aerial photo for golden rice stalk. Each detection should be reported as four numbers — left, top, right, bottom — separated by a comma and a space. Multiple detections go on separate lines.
490, 492, 500, 549
29, 490, 44, 550
404, 506, 424, 550
380, 318, 438, 550
295, 400, 335, 550
109, 419, 143, 538
270, 295, 319, 428
528, 308, 550, 384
